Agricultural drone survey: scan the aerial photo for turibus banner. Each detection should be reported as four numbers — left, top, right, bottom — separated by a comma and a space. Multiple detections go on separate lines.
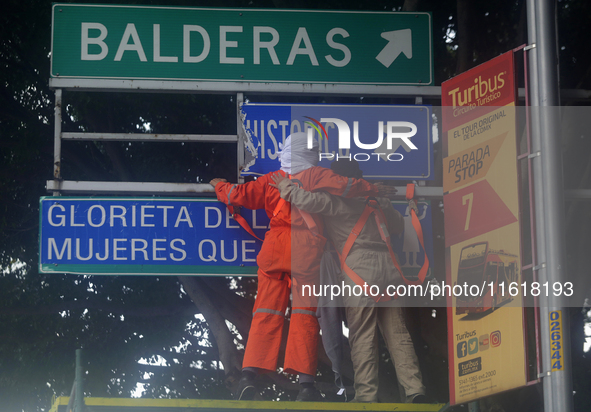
441, 51, 527, 405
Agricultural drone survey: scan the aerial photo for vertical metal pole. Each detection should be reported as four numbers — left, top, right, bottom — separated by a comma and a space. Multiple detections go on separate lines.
236, 93, 245, 184
53, 89, 63, 196
525, 1, 553, 409
521, 43, 543, 383
74, 349, 84, 412
531, 0, 574, 410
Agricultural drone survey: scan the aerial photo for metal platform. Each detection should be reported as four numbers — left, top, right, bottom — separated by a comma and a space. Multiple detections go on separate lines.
49, 396, 446, 412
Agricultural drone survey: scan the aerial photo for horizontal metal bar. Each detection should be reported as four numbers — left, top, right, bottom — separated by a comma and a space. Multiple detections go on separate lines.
62, 132, 237, 143
48, 78, 591, 101
392, 186, 443, 199
47, 180, 216, 195
47, 180, 443, 198
49, 78, 443, 97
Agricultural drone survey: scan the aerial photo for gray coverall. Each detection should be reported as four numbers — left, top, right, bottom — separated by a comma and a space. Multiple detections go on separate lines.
278, 179, 426, 403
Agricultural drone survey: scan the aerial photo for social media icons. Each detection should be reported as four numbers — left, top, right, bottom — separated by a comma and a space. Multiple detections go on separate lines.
468, 337, 479, 355
490, 330, 501, 347
457, 341, 468, 358
457, 330, 500, 360
479, 334, 489, 351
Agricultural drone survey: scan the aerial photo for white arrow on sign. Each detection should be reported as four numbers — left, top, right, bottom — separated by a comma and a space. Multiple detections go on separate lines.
376, 29, 412, 68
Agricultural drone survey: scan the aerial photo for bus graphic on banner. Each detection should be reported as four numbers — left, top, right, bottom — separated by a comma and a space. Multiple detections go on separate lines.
456, 241, 518, 315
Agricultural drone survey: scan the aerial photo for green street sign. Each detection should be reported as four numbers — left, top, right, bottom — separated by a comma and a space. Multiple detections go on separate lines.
51, 4, 433, 86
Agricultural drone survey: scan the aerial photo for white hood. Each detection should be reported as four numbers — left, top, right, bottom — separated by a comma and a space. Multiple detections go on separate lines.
277, 132, 319, 175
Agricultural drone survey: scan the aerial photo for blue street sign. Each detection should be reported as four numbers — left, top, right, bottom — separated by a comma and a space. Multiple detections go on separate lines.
240, 103, 433, 180
39, 197, 267, 275
39, 197, 433, 278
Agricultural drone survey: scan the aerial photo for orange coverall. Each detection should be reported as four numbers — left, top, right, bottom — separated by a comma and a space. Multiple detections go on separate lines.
214, 166, 378, 376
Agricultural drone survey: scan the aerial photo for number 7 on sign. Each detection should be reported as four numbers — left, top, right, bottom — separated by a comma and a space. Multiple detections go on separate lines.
462, 193, 474, 231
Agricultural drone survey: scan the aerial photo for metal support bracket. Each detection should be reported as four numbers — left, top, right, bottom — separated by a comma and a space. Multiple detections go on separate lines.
537, 371, 552, 379
533, 262, 547, 271
528, 151, 541, 159
524, 43, 537, 51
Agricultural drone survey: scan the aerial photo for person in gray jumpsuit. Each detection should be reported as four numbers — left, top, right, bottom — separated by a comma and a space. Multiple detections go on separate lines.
270, 159, 426, 403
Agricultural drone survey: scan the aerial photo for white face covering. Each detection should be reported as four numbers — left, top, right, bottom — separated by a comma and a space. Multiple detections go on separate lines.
277, 132, 319, 175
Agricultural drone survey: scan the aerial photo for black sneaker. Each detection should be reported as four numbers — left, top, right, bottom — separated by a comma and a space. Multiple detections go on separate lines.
412, 394, 428, 404
235, 375, 256, 400
296, 386, 323, 402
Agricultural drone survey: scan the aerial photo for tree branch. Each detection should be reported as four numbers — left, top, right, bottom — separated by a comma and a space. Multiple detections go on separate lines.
178, 276, 243, 377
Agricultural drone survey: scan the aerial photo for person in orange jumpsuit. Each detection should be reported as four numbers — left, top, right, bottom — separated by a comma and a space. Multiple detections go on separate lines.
210, 132, 379, 401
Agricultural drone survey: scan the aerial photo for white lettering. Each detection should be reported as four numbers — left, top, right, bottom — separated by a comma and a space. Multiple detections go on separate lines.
114, 24, 147, 62
153, 24, 178, 62
253, 26, 280, 65
199, 239, 217, 262
386, 121, 418, 151
319, 118, 350, 149
113, 238, 127, 260
70, 205, 84, 227
220, 26, 244, 64
96, 239, 109, 260
221, 240, 238, 262
152, 239, 166, 261
48, 204, 66, 227
267, 120, 279, 159
174, 206, 193, 227
287, 27, 318, 66
183, 25, 210, 63
252, 210, 268, 229
48, 238, 71, 260
81, 23, 108, 61
353, 121, 384, 150
325, 28, 350, 67
131, 239, 148, 260
157, 205, 174, 227
75, 238, 93, 261
140, 205, 154, 227
205, 207, 222, 228
170, 239, 186, 261
110, 205, 127, 227
242, 240, 256, 262
88, 205, 106, 227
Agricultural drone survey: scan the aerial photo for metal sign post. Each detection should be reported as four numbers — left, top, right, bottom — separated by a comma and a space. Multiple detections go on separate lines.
526, 0, 574, 411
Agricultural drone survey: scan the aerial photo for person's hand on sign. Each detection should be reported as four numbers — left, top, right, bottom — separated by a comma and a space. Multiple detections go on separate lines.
374, 182, 397, 199
210, 178, 227, 187
269, 173, 288, 189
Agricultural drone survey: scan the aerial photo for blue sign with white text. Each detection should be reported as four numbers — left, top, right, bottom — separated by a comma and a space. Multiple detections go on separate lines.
39, 197, 433, 278
39, 197, 267, 275
240, 103, 433, 179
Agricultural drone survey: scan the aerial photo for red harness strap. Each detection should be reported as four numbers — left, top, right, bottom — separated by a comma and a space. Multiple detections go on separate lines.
338, 187, 430, 301
337, 200, 391, 302
227, 204, 263, 242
